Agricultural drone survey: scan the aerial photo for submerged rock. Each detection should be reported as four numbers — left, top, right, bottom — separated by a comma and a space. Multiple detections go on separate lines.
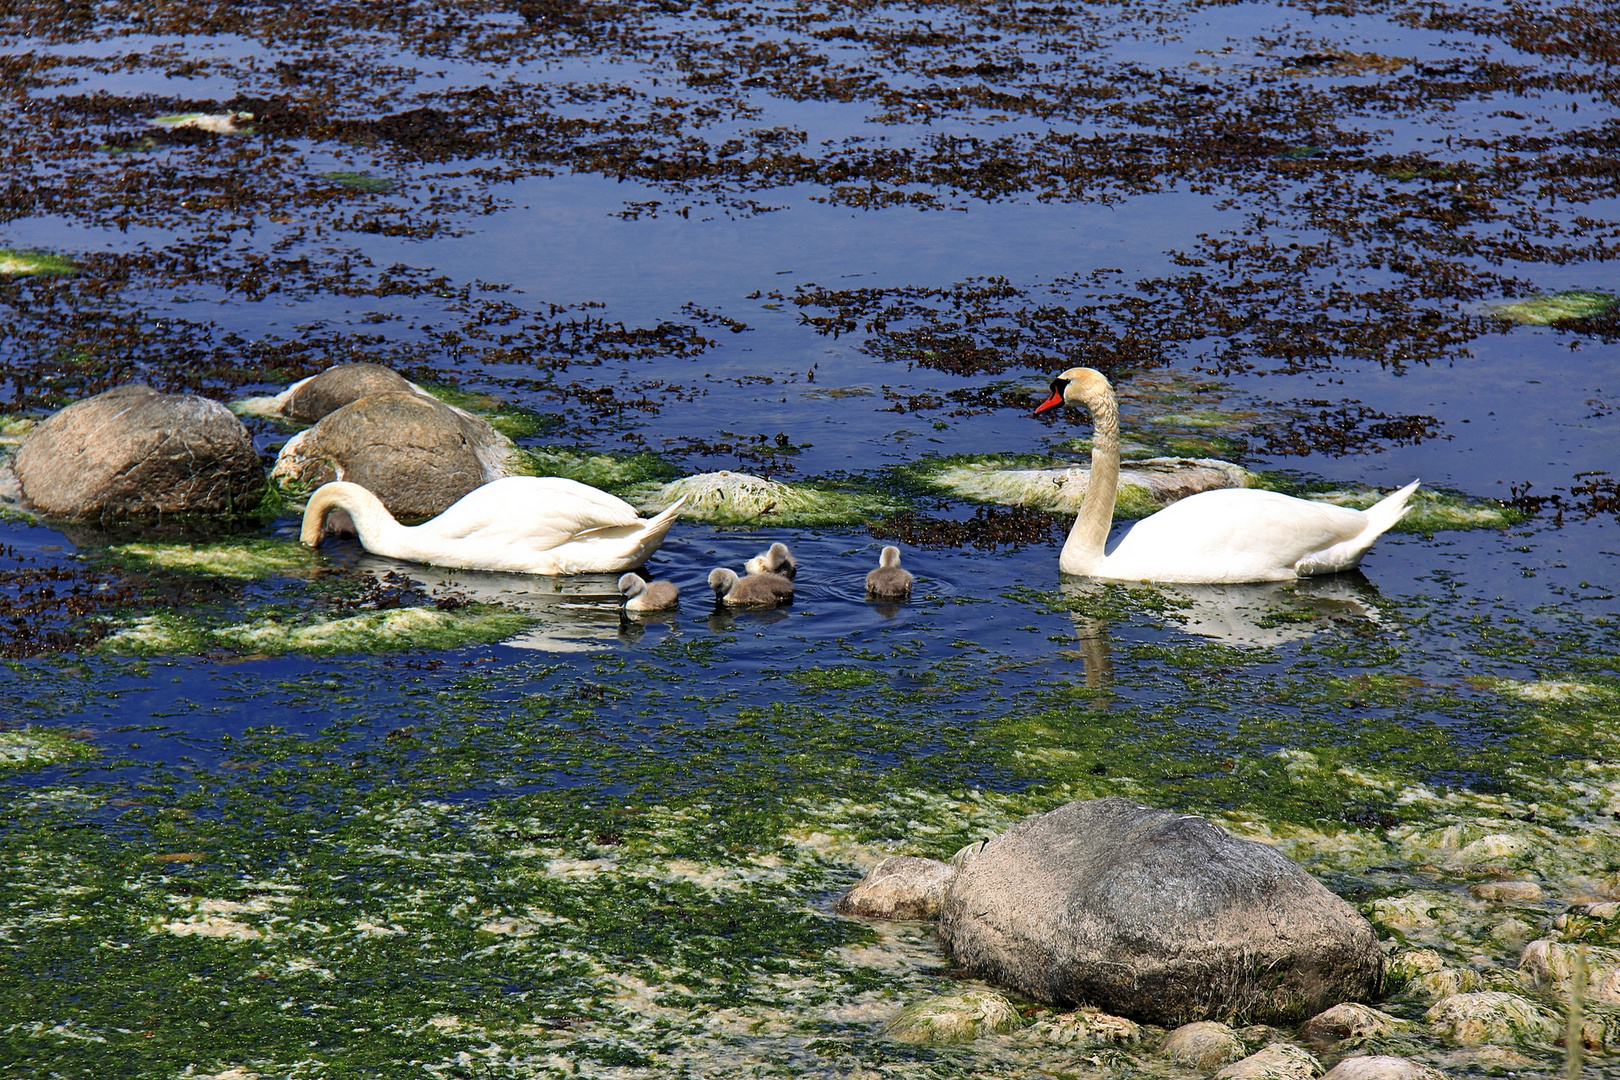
832, 856, 953, 920
1300, 1002, 1407, 1044
1493, 289, 1617, 325
1470, 880, 1543, 902
1319, 1056, 1445, 1080
927, 456, 1252, 517
632, 470, 902, 527
151, 111, 253, 134
1519, 938, 1620, 1004
0, 728, 93, 769
1423, 991, 1560, 1045
1162, 1022, 1247, 1072
884, 991, 1022, 1044
1213, 1043, 1320, 1080
1029, 1006, 1142, 1047
1387, 949, 1484, 1000
14, 385, 264, 521
0, 248, 75, 276
271, 391, 512, 518
936, 797, 1383, 1026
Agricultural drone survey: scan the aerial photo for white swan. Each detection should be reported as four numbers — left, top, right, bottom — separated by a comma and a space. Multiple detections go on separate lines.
1035, 367, 1420, 583
301, 477, 686, 575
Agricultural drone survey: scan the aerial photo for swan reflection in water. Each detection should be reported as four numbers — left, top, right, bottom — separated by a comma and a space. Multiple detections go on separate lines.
351, 554, 638, 653
1057, 572, 1386, 686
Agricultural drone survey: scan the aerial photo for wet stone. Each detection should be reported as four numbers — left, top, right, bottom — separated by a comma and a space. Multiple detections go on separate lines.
13, 385, 264, 521
1423, 991, 1561, 1046
1212, 1042, 1321, 1080
1299, 1002, 1407, 1044
832, 855, 954, 920
1319, 1055, 1446, 1080
937, 798, 1384, 1026
1162, 1021, 1247, 1072
271, 391, 512, 519
1027, 1006, 1142, 1047
883, 991, 1022, 1045
1519, 938, 1620, 1004
1469, 880, 1543, 902
280, 362, 425, 423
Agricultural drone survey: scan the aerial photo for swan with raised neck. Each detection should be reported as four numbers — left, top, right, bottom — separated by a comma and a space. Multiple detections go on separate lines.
1035, 367, 1419, 583
300, 476, 686, 575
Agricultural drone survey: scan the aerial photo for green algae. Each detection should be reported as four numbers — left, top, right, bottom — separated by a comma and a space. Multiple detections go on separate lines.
0, 249, 75, 277
512, 445, 678, 493
1254, 476, 1523, 532
630, 471, 908, 527
903, 453, 1249, 520
105, 538, 323, 579
0, 728, 93, 769
322, 170, 394, 193
100, 604, 534, 656
150, 112, 253, 134
1494, 291, 1618, 326
417, 383, 559, 441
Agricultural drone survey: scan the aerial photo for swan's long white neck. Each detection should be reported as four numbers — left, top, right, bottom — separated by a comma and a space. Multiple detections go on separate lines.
301, 482, 412, 555
1061, 377, 1120, 575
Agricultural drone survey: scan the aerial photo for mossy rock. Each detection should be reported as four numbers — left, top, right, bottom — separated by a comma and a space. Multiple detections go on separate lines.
106, 538, 324, 579
1493, 290, 1617, 325
885, 991, 1023, 1044
1255, 478, 1522, 533
906, 453, 1251, 520
0, 249, 75, 276
512, 446, 677, 494
0, 728, 94, 769
416, 384, 558, 441
629, 471, 907, 527
100, 605, 534, 656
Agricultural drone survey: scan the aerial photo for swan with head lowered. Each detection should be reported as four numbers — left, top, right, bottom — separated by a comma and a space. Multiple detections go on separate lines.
1036, 367, 1419, 583
300, 477, 686, 575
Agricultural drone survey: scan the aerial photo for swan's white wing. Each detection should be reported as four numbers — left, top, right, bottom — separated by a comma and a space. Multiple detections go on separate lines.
1102, 489, 1367, 582
418, 477, 644, 550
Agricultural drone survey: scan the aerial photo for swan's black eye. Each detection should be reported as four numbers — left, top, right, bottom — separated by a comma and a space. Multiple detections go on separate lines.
1050, 378, 1068, 395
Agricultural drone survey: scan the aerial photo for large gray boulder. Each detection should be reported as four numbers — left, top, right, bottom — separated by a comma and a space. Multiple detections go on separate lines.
271, 390, 510, 519
14, 385, 264, 521
936, 798, 1384, 1027
278, 362, 427, 423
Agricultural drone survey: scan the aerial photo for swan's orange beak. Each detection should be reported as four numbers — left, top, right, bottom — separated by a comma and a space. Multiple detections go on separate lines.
1034, 387, 1065, 415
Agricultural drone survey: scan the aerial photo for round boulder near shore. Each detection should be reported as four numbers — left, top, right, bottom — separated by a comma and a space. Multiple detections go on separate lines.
13, 385, 264, 521
937, 797, 1384, 1027
278, 362, 426, 423
271, 391, 511, 519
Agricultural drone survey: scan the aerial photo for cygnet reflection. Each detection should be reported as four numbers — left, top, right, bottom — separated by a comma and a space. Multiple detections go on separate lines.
351, 553, 625, 652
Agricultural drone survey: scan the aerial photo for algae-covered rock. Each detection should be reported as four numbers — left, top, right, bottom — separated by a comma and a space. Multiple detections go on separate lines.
271, 391, 512, 518
15, 385, 265, 522
101, 605, 533, 657
152, 111, 253, 133
1162, 1021, 1247, 1071
1299, 1002, 1408, 1044
0, 249, 75, 276
1470, 880, 1543, 903
1319, 1056, 1446, 1080
1387, 949, 1484, 1000
1493, 290, 1617, 325
1519, 938, 1620, 1004
632, 471, 904, 527
1423, 991, 1560, 1045
1297, 487, 1519, 533
884, 991, 1023, 1044
1213, 1043, 1321, 1080
0, 728, 93, 769
107, 539, 323, 579
1028, 1006, 1142, 1047
516, 446, 676, 492
833, 856, 953, 920
925, 456, 1252, 518
937, 798, 1384, 1026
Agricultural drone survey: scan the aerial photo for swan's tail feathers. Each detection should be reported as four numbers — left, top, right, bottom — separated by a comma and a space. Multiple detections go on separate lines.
1296, 479, 1420, 576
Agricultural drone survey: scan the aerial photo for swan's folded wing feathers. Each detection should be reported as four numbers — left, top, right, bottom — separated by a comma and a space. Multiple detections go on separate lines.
415, 477, 644, 549
1115, 489, 1367, 571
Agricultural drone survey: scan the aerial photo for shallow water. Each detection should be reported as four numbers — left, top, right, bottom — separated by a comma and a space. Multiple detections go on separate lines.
2, 0, 1619, 1076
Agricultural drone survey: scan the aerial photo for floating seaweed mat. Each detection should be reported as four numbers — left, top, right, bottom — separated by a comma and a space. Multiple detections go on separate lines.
100, 605, 534, 656
927, 457, 1254, 518
1493, 290, 1617, 325
631, 471, 906, 527
0, 249, 75, 276
1299, 488, 1521, 533
150, 111, 253, 134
